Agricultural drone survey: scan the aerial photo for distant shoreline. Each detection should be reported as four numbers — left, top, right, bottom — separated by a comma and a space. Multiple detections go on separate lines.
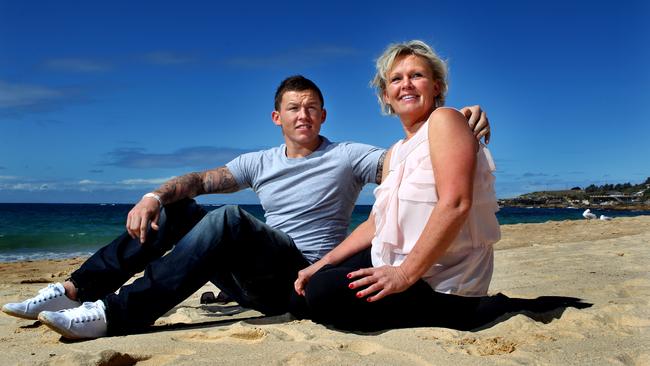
498, 201, 650, 211
2, 201, 649, 211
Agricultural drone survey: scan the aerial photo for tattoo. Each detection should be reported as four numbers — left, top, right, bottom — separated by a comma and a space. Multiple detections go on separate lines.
202, 167, 239, 194
153, 167, 239, 204
154, 172, 202, 205
375, 151, 387, 184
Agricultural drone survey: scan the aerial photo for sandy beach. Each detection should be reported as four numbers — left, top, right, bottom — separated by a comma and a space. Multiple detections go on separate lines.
1, 216, 649, 365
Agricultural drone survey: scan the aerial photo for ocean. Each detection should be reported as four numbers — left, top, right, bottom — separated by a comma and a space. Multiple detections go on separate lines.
1, 203, 648, 263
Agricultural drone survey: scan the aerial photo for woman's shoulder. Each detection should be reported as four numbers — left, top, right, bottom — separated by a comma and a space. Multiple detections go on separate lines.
428, 107, 465, 122
427, 107, 470, 135
427, 107, 478, 151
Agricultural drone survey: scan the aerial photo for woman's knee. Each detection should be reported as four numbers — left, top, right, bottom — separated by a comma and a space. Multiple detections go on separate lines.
304, 267, 351, 308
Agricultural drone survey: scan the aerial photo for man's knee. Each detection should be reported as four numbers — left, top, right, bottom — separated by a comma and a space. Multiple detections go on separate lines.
206, 205, 243, 220
159, 198, 206, 229
201, 205, 245, 233
163, 198, 199, 215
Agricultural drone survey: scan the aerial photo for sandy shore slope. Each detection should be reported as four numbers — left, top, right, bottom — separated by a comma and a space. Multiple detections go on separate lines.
1, 216, 648, 365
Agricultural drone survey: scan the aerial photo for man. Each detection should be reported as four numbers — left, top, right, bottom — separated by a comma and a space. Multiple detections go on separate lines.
2, 75, 490, 339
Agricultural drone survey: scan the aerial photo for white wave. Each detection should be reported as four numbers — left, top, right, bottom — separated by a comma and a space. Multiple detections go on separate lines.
0, 251, 93, 263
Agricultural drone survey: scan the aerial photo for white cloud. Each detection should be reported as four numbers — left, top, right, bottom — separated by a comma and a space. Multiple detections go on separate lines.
0, 79, 97, 119
105, 146, 251, 169
143, 52, 196, 65
119, 177, 175, 185
3, 182, 49, 191
118, 176, 174, 185
78, 179, 100, 185
1, 176, 174, 192
224, 45, 358, 68
43, 58, 111, 73
0, 81, 64, 109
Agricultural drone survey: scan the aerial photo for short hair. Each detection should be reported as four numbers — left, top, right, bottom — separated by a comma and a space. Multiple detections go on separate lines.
274, 75, 324, 111
371, 40, 448, 115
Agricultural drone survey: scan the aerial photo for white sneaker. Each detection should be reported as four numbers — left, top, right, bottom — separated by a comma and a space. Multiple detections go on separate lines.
38, 300, 108, 339
2, 283, 81, 320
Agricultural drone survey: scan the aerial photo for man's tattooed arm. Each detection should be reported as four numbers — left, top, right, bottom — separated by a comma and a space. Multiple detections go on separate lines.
375, 151, 387, 184
153, 166, 240, 205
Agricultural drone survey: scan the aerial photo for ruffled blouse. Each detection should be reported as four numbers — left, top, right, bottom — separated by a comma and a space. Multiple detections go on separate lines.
370, 120, 501, 296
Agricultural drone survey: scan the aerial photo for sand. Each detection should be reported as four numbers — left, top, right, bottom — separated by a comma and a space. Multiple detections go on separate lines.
1, 216, 649, 365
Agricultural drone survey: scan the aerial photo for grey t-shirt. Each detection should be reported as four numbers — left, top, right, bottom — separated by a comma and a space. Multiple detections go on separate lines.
226, 137, 384, 263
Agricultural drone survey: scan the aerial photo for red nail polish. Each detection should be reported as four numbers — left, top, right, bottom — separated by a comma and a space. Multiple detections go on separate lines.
366, 298, 372, 302
348, 283, 354, 289
356, 292, 363, 298
346, 273, 352, 279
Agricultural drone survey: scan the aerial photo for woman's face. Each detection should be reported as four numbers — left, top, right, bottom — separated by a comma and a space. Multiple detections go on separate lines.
383, 54, 440, 124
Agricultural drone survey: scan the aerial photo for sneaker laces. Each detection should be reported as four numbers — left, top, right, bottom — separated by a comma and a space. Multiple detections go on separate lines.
59, 302, 105, 324
32, 283, 64, 304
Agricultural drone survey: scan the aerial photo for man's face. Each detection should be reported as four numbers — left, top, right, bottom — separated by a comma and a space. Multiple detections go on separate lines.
272, 89, 326, 148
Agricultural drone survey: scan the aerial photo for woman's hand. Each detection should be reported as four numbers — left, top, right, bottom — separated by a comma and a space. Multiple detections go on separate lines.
347, 265, 413, 302
294, 262, 326, 296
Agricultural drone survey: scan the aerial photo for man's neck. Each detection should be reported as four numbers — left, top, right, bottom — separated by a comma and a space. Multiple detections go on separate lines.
284, 136, 323, 158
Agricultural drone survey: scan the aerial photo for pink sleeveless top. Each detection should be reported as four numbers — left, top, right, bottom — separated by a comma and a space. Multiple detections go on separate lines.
370, 120, 500, 296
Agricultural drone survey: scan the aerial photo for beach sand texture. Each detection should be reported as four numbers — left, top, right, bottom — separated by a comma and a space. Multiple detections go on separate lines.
1, 216, 649, 365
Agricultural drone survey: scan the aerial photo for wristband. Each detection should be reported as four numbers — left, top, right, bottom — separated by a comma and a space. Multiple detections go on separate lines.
143, 192, 163, 207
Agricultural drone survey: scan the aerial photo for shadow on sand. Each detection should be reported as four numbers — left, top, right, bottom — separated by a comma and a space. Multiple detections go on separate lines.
160, 293, 591, 334
62, 293, 590, 341
462, 293, 592, 331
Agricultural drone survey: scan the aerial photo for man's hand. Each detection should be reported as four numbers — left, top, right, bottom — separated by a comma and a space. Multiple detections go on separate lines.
347, 265, 412, 302
123, 167, 240, 244
294, 261, 327, 296
460, 105, 491, 144
126, 196, 161, 244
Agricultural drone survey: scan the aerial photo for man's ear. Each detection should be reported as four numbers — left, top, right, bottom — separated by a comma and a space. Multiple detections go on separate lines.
320, 108, 327, 124
271, 110, 281, 126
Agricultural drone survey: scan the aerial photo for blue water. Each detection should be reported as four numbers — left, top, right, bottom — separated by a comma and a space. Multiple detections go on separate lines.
0, 203, 648, 262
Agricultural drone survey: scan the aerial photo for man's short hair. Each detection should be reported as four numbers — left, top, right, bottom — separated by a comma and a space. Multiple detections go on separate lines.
274, 75, 324, 111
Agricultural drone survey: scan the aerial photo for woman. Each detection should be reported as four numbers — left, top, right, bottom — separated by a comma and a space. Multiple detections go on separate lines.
292, 40, 500, 331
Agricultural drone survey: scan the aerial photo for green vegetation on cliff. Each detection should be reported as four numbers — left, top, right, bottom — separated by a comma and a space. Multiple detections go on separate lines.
500, 177, 650, 209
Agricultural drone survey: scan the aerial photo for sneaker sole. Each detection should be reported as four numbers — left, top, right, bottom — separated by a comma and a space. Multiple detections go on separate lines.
37, 313, 90, 340
1, 307, 38, 320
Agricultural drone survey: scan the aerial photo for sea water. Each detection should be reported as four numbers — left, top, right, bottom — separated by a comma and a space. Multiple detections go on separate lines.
0, 203, 648, 262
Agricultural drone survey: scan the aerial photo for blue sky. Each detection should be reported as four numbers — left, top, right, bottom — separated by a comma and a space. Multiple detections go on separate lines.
1, 0, 648, 204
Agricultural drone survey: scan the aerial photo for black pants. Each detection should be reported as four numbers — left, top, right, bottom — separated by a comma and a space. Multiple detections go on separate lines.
70, 199, 309, 335
298, 249, 480, 331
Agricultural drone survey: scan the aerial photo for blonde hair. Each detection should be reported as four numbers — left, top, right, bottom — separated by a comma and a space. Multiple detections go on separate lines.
371, 40, 448, 115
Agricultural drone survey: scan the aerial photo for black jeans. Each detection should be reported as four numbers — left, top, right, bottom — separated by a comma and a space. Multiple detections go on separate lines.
70, 199, 309, 335
298, 249, 480, 331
